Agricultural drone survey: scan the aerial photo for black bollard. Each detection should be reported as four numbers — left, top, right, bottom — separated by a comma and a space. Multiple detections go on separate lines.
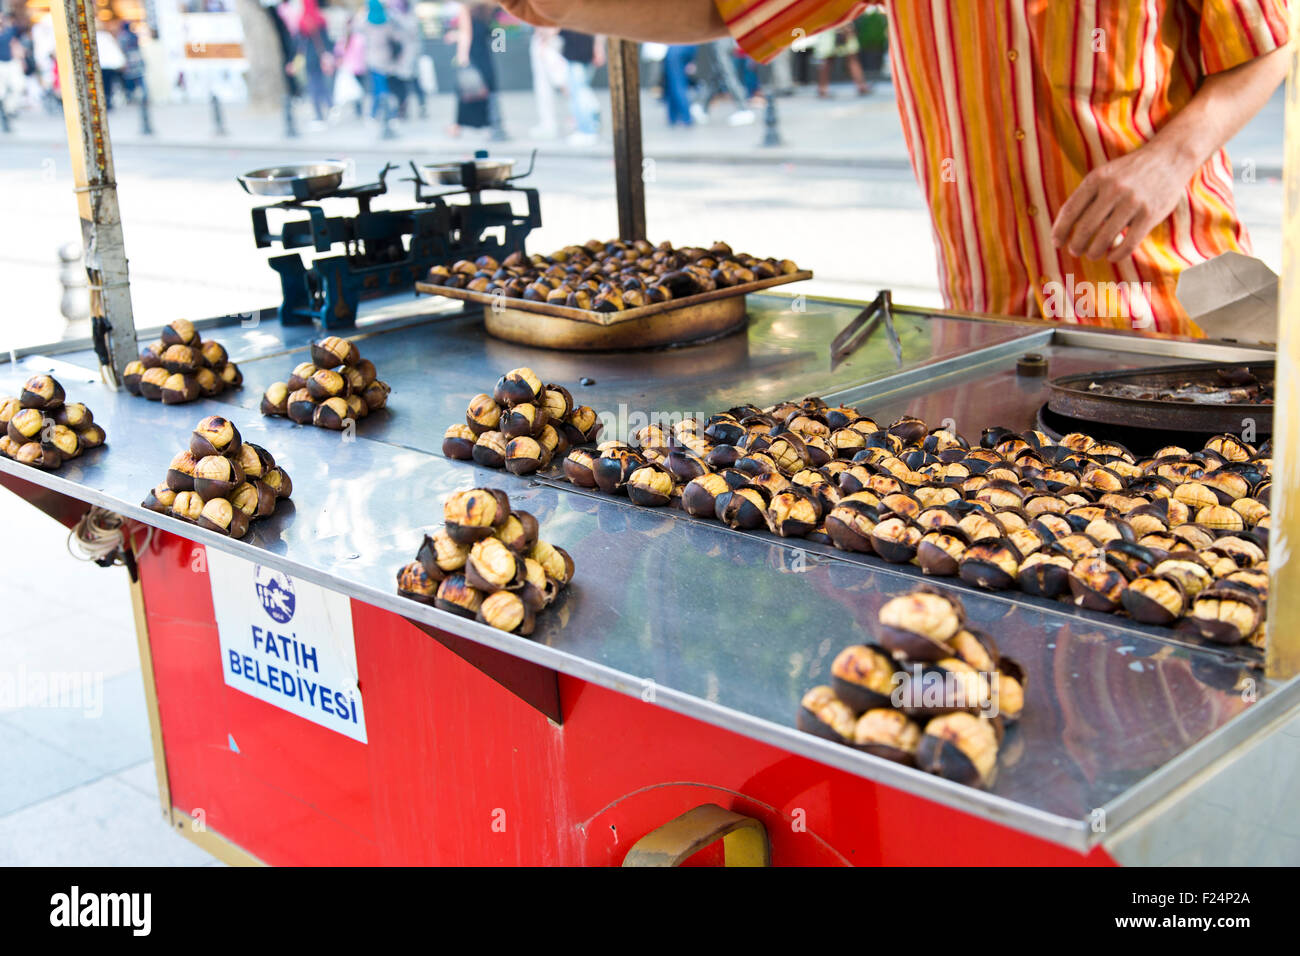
139, 86, 153, 136
210, 93, 227, 136
379, 91, 398, 140
760, 90, 782, 147
0, 98, 10, 134
283, 93, 298, 139
488, 92, 508, 142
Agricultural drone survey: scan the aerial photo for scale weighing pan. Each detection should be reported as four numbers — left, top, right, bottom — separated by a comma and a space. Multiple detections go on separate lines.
238, 162, 348, 201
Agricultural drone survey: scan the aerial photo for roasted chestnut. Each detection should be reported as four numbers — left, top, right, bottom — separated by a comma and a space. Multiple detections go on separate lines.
715, 486, 768, 529
1179, 585, 1263, 645
444, 488, 509, 543
917, 531, 968, 576
190, 416, 241, 458
443, 424, 477, 460
122, 361, 145, 395
494, 367, 543, 407
20, 374, 65, 410
195, 368, 223, 398
160, 344, 200, 374
139, 365, 170, 401
262, 467, 293, 499
852, 708, 922, 765
466, 536, 525, 592
193, 454, 245, 501
877, 589, 964, 661
1068, 553, 1128, 611
871, 517, 921, 563
166, 450, 199, 492
504, 436, 546, 475
313, 397, 351, 430
142, 482, 177, 514
500, 402, 547, 439
831, 645, 898, 712
7, 407, 46, 445
627, 463, 675, 507
1017, 551, 1073, 597
160, 372, 200, 405
825, 497, 878, 553
311, 335, 360, 369
477, 590, 536, 635
435, 574, 484, 619
287, 388, 317, 425
1121, 575, 1186, 625
360, 380, 390, 411
766, 490, 820, 537
917, 712, 999, 787
14, 442, 60, 469
288, 362, 317, 392
958, 539, 1022, 590
230, 480, 277, 518
466, 393, 502, 434
797, 686, 856, 743
194, 497, 248, 538
472, 430, 508, 469
52, 403, 91, 430
530, 539, 574, 587
160, 318, 199, 347
397, 561, 439, 604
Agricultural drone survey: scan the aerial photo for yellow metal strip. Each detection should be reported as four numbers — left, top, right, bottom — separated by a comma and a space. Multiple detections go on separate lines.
128, 556, 171, 818
1268, 14, 1300, 681
168, 809, 268, 867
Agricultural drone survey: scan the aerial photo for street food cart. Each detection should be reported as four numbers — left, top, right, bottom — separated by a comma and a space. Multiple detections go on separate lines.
3, 6, 1297, 865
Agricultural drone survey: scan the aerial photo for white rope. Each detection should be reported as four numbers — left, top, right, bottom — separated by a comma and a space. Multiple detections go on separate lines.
66, 506, 152, 564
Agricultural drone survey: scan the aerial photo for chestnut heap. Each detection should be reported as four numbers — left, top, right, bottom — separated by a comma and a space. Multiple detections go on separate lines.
140, 415, 292, 539
0, 374, 107, 469
122, 319, 243, 405
425, 238, 800, 313
395, 487, 574, 636
564, 394, 1270, 645
799, 587, 1024, 790
260, 336, 392, 431
441, 367, 601, 476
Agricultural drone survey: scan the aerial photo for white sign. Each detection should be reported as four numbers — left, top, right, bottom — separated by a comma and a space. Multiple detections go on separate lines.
208, 550, 367, 743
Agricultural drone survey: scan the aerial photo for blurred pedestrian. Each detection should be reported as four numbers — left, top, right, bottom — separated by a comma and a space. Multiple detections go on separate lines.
117, 19, 143, 104
812, 24, 869, 98
661, 44, 694, 127
0, 14, 22, 118
559, 29, 602, 144
295, 0, 334, 126
387, 0, 422, 119
448, 0, 500, 137
363, 0, 394, 120
333, 12, 368, 118
528, 25, 565, 139
695, 37, 753, 125
95, 22, 126, 110
269, 0, 302, 100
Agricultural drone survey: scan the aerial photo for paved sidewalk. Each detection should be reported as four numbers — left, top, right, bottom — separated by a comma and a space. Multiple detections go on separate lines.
3, 82, 1285, 171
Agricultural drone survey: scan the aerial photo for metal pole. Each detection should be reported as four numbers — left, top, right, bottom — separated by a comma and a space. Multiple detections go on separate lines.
1267, 11, 1300, 681
607, 38, 646, 241
0, 98, 10, 134
49, 0, 139, 386
139, 84, 153, 136
379, 91, 398, 140
759, 63, 782, 147
283, 90, 298, 139
210, 92, 227, 136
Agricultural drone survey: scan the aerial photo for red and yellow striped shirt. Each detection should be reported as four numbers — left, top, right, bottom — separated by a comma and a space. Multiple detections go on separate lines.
717, 0, 1291, 335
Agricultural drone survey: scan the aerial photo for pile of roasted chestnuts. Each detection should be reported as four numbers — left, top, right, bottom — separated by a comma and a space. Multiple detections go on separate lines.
396, 487, 574, 635
799, 587, 1023, 789
141, 415, 292, 538
425, 238, 800, 313
123, 319, 243, 405
561, 396, 1271, 645
442, 367, 601, 475
0, 374, 107, 469
260, 336, 392, 431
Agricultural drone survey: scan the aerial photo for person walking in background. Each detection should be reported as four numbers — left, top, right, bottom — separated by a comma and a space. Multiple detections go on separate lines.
362, 0, 394, 120
661, 44, 695, 128
448, 0, 500, 137
559, 28, 602, 144
95, 22, 126, 110
811, 23, 869, 98
333, 11, 368, 118
0, 13, 23, 119
295, 0, 334, 126
528, 25, 565, 139
694, 36, 753, 125
387, 0, 421, 119
116, 19, 143, 104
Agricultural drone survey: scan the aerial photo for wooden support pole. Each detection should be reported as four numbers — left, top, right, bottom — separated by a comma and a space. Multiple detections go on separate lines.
1267, 14, 1300, 681
607, 38, 647, 241
50, 0, 138, 385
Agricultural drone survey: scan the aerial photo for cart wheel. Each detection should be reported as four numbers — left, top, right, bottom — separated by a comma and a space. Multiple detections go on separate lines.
620, 803, 771, 867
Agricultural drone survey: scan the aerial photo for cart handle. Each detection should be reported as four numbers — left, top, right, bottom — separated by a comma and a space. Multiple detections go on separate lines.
620, 803, 771, 867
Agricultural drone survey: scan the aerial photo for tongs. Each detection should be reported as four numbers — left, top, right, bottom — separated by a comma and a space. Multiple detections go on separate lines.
830, 289, 902, 369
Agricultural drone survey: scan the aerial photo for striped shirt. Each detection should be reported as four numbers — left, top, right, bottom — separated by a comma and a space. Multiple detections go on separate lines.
716, 0, 1291, 335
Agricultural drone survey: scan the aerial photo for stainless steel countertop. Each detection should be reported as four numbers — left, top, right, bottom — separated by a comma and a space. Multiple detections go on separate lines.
3, 294, 1293, 852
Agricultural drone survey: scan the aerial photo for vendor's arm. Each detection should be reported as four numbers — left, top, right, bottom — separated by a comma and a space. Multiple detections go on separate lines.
1053, 2, 1291, 263
499, 0, 729, 42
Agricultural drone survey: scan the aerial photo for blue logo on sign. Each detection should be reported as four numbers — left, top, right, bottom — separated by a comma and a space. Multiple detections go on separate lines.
254, 565, 296, 623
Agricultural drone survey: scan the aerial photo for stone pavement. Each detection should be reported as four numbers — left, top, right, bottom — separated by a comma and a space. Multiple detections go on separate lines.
0, 494, 217, 865
2, 81, 1286, 172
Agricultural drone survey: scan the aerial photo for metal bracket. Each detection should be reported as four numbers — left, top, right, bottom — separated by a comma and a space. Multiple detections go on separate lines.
404, 618, 563, 724
830, 288, 902, 369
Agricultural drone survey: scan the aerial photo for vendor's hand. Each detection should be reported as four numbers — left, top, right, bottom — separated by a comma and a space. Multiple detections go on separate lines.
1051, 142, 1195, 263
454, 51, 469, 67
498, 0, 572, 26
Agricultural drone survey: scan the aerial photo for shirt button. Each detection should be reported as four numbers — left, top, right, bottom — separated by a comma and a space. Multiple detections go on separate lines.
1014, 128, 1026, 141
1007, 49, 1018, 62
1028, 205, 1039, 217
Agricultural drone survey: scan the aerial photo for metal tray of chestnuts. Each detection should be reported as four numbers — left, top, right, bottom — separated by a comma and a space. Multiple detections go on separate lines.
415, 239, 811, 351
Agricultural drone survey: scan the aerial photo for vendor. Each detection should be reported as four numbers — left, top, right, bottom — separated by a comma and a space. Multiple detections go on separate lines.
499, 1, 1290, 335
